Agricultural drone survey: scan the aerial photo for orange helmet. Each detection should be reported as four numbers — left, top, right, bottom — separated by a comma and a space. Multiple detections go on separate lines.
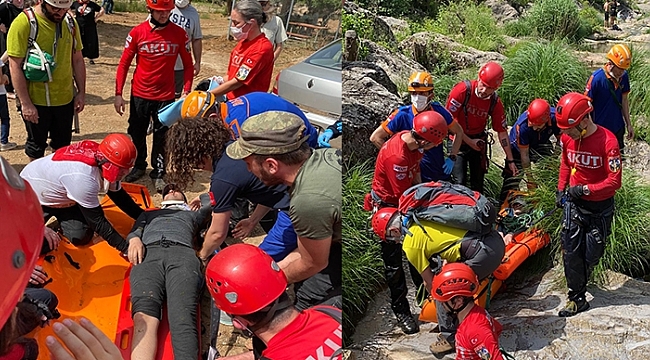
408, 72, 433, 92
478, 62, 504, 89
412, 111, 447, 145
205, 244, 287, 315
146, 0, 174, 11
527, 99, 551, 127
606, 44, 631, 70
431, 263, 479, 302
0, 156, 44, 328
371, 207, 399, 241
98, 134, 137, 182
555, 92, 593, 130
181, 91, 218, 119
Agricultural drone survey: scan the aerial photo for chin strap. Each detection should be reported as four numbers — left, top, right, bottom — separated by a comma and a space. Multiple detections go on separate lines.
444, 297, 472, 316
149, 13, 170, 31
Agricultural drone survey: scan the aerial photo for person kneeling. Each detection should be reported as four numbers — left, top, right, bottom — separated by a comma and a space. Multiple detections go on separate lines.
127, 185, 213, 360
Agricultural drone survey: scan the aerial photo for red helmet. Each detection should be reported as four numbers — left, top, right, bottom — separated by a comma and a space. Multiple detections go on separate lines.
98, 134, 137, 182
0, 156, 44, 329
478, 62, 504, 89
371, 207, 399, 241
412, 111, 447, 145
431, 263, 479, 302
146, 0, 174, 11
205, 244, 287, 316
555, 92, 593, 130
527, 99, 551, 127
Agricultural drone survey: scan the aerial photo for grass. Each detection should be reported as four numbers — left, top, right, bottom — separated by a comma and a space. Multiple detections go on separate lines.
524, 0, 597, 42
342, 161, 384, 345
627, 46, 650, 143
499, 41, 590, 125
113, 0, 148, 13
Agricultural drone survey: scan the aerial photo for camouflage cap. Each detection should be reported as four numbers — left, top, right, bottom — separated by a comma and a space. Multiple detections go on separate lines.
226, 111, 308, 160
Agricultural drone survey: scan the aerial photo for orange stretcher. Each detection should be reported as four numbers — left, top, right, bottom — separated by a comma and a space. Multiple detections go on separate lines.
30, 184, 179, 359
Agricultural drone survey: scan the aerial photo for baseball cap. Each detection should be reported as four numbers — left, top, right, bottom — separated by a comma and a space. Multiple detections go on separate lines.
226, 111, 308, 160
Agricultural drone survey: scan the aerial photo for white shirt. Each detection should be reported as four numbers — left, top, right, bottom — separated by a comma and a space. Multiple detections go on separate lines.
261, 14, 287, 49
20, 154, 118, 209
170, 5, 203, 71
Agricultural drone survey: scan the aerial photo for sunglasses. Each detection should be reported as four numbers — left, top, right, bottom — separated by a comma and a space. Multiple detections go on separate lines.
410, 130, 430, 145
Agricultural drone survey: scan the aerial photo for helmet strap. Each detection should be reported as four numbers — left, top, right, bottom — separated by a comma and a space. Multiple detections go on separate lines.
149, 10, 170, 31
443, 296, 472, 316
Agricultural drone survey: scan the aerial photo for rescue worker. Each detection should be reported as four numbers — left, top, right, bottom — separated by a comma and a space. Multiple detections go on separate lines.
431, 263, 504, 360
499, 98, 560, 201
555, 92, 622, 317
445, 62, 518, 193
370, 71, 464, 182
368, 111, 448, 335
19, 134, 144, 254
584, 44, 633, 151
371, 205, 505, 356
206, 244, 342, 360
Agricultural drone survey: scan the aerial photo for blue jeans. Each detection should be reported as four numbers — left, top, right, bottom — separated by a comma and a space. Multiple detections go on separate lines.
102, 0, 113, 13
258, 210, 297, 262
0, 94, 10, 144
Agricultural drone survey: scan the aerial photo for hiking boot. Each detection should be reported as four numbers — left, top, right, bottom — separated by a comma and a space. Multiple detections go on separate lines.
429, 334, 455, 358
395, 311, 419, 334
154, 178, 166, 194
124, 168, 146, 183
558, 299, 590, 317
0, 142, 17, 151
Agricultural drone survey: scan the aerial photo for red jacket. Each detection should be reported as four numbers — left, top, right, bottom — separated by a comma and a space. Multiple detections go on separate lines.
455, 306, 504, 360
371, 131, 423, 206
226, 33, 274, 100
558, 125, 622, 201
115, 21, 193, 101
446, 80, 507, 136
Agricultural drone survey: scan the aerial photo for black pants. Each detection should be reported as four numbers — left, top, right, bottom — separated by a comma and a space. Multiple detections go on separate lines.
42, 205, 94, 249
450, 133, 488, 194
127, 95, 173, 179
23, 101, 74, 159
380, 240, 424, 315
561, 198, 614, 302
294, 241, 342, 311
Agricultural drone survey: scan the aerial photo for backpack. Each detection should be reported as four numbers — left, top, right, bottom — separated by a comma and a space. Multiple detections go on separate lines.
398, 181, 496, 235
461, 79, 498, 133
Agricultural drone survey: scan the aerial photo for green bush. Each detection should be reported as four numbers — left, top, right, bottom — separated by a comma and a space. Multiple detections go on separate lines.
113, 0, 148, 13
526, 0, 590, 42
528, 156, 650, 282
503, 19, 534, 38
432, 67, 478, 104
342, 161, 384, 344
430, 0, 506, 52
499, 41, 590, 125
627, 46, 650, 143
578, 2, 604, 35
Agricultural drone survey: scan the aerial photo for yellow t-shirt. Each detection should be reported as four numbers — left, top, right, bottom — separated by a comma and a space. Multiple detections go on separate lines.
402, 219, 468, 274
7, 10, 83, 106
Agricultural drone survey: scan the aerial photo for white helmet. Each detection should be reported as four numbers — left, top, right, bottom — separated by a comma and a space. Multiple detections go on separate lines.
175, 0, 190, 8
45, 0, 73, 8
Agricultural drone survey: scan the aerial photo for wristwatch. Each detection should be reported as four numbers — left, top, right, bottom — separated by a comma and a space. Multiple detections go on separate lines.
582, 185, 590, 196
449, 154, 457, 161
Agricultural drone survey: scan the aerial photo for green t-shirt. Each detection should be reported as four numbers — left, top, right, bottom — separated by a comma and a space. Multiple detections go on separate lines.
402, 219, 467, 274
7, 10, 83, 106
289, 148, 342, 243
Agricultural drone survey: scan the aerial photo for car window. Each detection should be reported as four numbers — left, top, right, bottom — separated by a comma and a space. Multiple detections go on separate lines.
306, 41, 342, 70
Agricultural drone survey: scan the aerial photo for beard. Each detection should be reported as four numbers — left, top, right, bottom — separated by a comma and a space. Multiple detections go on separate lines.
258, 167, 284, 187
42, 2, 65, 23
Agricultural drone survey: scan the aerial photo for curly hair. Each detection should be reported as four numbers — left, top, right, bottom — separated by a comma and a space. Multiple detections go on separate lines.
166, 116, 233, 189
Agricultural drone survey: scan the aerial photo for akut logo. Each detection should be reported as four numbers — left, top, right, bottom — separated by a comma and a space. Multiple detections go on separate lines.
567, 149, 603, 169
139, 41, 179, 55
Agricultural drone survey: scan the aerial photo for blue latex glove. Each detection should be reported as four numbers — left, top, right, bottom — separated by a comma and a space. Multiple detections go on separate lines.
318, 129, 334, 148
442, 157, 455, 175
335, 120, 342, 133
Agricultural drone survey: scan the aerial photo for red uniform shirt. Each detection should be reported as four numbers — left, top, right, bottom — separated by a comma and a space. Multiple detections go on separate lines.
456, 306, 504, 360
371, 131, 423, 206
445, 80, 507, 136
226, 33, 274, 100
558, 125, 622, 201
115, 21, 193, 101
261, 307, 342, 360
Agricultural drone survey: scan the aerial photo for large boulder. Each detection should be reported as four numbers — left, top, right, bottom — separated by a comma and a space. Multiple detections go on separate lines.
379, 15, 409, 36
362, 39, 427, 84
399, 32, 507, 72
342, 61, 401, 166
485, 0, 520, 24
344, 2, 397, 49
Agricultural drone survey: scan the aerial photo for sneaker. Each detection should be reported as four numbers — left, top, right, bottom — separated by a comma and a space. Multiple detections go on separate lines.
154, 178, 166, 194
124, 168, 146, 183
558, 299, 590, 317
429, 334, 455, 358
395, 311, 419, 335
0, 142, 17, 151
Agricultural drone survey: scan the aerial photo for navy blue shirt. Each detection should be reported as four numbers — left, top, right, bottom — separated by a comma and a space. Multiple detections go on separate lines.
380, 102, 453, 182
210, 141, 290, 214
509, 107, 560, 157
585, 68, 630, 134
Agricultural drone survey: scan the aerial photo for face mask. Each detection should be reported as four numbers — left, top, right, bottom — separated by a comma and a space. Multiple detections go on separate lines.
175, 0, 189, 8
411, 94, 428, 111
230, 22, 250, 41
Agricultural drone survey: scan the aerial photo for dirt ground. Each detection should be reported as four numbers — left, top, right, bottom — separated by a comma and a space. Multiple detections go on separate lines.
2, 9, 315, 358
